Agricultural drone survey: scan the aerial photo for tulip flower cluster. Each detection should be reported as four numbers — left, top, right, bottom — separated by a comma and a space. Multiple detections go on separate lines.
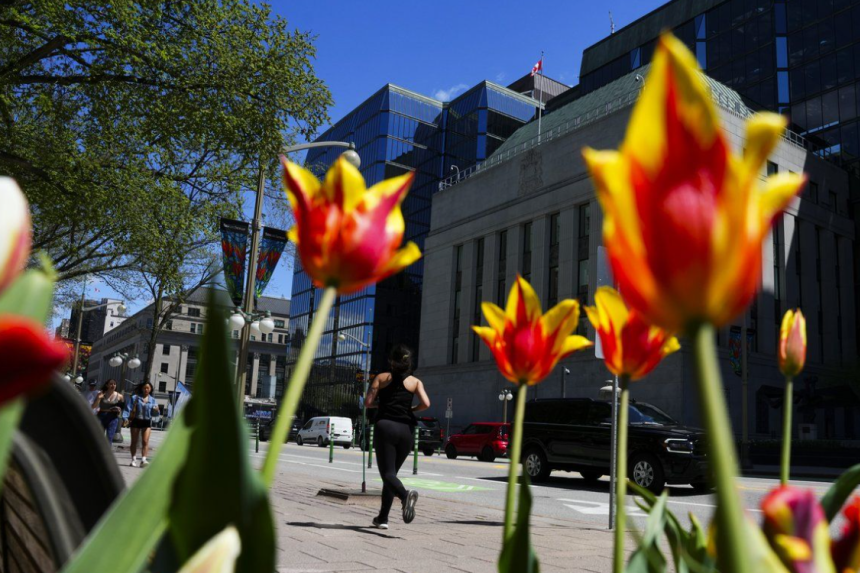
762, 487, 860, 573
0, 178, 67, 407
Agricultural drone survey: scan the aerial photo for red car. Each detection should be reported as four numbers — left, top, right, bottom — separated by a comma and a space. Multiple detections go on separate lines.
445, 422, 510, 462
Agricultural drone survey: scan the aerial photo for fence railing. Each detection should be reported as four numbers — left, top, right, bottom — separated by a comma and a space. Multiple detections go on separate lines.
438, 86, 809, 192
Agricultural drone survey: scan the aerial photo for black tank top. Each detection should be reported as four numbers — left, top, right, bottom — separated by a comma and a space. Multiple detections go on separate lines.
377, 373, 417, 426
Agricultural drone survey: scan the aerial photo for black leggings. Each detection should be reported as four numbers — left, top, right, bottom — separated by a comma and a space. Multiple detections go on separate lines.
375, 419, 413, 521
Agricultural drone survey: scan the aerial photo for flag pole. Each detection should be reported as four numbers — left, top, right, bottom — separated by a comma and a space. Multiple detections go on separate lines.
537, 51, 544, 145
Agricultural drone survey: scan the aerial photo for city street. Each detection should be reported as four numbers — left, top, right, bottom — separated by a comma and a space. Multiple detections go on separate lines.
112, 430, 850, 573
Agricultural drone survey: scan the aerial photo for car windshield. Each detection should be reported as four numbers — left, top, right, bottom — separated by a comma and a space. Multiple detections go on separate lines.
629, 403, 678, 426
418, 419, 439, 429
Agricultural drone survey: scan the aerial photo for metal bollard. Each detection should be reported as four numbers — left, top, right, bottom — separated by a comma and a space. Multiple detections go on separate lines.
255, 420, 259, 454
329, 422, 335, 463
368, 425, 374, 469
413, 425, 419, 475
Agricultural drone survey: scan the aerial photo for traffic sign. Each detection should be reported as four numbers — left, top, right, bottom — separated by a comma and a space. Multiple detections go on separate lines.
445, 409, 453, 419
447, 397, 453, 409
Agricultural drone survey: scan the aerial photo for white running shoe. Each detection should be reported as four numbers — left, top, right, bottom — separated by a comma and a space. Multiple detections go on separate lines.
131, 459, 140, 468
140, 459, 149, 467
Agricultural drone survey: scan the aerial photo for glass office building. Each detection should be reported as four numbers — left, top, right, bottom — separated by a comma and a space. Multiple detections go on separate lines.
578, 0, 860, 174
288, 82, 539, 417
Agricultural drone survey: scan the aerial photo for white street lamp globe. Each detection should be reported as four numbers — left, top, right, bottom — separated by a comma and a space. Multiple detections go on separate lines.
75, 376, 84, 384
337, 333, 346, 341
117, 302, 127, 315
259, 316, 275, 335
128, 357, 141, 369
506, 392, 513, 401
498, 393, 505, 401
63, 374, 71, 383
250, 321, 261, 337
229, 312, 245, 331
340, 149, 361, 170
109, 356, 122, 367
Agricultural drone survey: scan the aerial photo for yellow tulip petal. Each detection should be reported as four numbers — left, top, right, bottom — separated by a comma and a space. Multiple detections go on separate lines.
780, 309, 795, 344
661, 336, 681, 357
282, 159, 321, 205
584, 305, 600, 331
743, 113, 787, 177
287, 226, 298, 244
380, 242, 422, 274
542, 299, 580, 336
759, 172, 806, 224
561, 335, 593, 356
516, 276, 542, 321
323, 156, 366, 213
481, 302, 507, 332
594, 287, 629, 335
472, 325, 497, 344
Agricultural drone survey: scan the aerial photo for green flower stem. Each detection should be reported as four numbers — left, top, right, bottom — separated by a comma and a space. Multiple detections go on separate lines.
780, 376, 793, 485
613, 375, 630, 573
503, 384, 528, 541
691, 322, 748, 573
261, 286, 337, 486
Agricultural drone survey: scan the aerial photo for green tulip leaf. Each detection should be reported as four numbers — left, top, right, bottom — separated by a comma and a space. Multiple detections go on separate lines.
167, 290, 275, 572
0, 267, 55, 323
60, 413, 193, 573
498, 472, 540, 573
821, 463, 860, 522
0, 399, 24, 497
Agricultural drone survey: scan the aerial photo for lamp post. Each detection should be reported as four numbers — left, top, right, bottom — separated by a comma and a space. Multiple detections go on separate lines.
70, 294, 127, 380
158, 371, 181, 418
499, 389, 513, 424
338, 330, 371, 493
234, 142, 360, 410
561, 367, 571, 398
109, 352, 141, 394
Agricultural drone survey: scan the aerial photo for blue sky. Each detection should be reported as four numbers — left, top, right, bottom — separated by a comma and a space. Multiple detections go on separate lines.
54, 0, 665, 330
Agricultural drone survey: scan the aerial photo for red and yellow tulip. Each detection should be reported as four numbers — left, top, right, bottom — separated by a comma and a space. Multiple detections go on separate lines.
779, 309, 807, 378
473, 275, 592, 385
281, 156, 422, 295
832, 496, 860, 572
0, 178, 31, 296
585, 286, 680, 381
582, 34, 805, 332
0, 315, 68, 406
761, 486, 835, 573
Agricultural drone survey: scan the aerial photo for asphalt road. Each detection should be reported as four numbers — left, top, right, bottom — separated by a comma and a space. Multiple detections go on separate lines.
144, 430, 849, 534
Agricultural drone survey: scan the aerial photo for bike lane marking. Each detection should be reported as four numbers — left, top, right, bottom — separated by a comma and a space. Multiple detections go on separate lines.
374, 477, 495, 492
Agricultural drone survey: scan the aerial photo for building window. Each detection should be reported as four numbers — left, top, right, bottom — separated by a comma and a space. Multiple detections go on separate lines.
190, 324, 196, 334
160, 363, 169, 373
835, 240, 843, 364
521, 222, 533, 282
472, 238, 485, 362
766, 161, 778, 176
452, 245, 463, 364
497, 230, 507, 305
773, 219, 783, 343
232, 330, 239, 339
756, 392, 770, 435
274, 319, 285, 328
815, 227, 824, 361
808, 181, 819, 203
162, 344, 171, 355
158, 381, 167, 393
577, 203, 591, 334
188, 307, 201, 317
165, 320, 172, 330
828, 190, 837, 212
548, 213, 560, 307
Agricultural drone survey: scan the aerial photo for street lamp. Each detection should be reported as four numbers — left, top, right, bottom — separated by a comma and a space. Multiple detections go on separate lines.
499, 389, 513, 424
69, 291, 127, 381
561, 367, 571, 398
338, 330, 371, 493
234, 142, 360, 409
109, 352, 141, 392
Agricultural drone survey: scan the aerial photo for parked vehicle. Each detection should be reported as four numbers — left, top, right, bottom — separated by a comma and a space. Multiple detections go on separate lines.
445, 422, 510, 462
521, 398, 709, 493
355, 416, 444, 456
258, 416, 301, 443
296, 416, 353, 448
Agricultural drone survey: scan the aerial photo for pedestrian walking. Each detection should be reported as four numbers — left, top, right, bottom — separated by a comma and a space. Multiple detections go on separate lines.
125, 381, 160, 468
364, 344, 430, 529
83, 380, 100, 414
93, 379, 124, 445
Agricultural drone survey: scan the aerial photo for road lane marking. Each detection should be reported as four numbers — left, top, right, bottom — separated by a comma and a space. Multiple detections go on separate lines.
377, 478, 493, 492
558, 498, 647, 517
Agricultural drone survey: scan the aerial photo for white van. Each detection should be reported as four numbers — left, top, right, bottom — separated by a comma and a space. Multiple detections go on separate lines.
296, 416, 353, 448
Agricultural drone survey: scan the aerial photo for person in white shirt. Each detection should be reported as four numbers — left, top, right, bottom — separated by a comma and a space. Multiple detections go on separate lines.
83, 381, 99, 415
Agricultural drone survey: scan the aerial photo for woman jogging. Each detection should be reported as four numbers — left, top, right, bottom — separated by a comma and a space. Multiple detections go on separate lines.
125, 381, 160, 467
93, 379, 124, 445
365, 344, 430, 529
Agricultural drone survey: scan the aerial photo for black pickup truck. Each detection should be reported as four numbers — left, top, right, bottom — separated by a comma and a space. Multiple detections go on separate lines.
521, 398, 709, 493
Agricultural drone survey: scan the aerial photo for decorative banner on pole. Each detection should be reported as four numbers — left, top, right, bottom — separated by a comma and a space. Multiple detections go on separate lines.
219, 218, 250, 308
255, 226, 289, 299
728, 326, 755, 377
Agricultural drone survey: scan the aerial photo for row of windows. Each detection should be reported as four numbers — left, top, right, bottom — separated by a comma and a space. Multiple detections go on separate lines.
789, 45, 860, 102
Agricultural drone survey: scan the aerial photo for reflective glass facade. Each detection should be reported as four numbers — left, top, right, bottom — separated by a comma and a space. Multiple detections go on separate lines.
289, 83, 538, 417
579, 0, 860, 170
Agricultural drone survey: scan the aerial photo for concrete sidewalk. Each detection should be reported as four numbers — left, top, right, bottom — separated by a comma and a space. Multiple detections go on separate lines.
115, 447, 632, 573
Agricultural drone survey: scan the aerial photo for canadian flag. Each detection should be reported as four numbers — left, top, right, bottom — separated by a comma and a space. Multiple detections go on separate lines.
530, 58, 543, 77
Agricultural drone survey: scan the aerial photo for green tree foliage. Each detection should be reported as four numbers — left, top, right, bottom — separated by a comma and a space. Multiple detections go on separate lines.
0, 0, 332, 284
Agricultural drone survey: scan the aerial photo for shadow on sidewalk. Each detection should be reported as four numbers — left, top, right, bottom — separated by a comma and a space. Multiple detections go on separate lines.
285, 522, 402, 539
439, 520, 504, 527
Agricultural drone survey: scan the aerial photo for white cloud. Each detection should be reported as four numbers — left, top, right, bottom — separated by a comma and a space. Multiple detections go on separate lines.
433, 83, 469, 102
